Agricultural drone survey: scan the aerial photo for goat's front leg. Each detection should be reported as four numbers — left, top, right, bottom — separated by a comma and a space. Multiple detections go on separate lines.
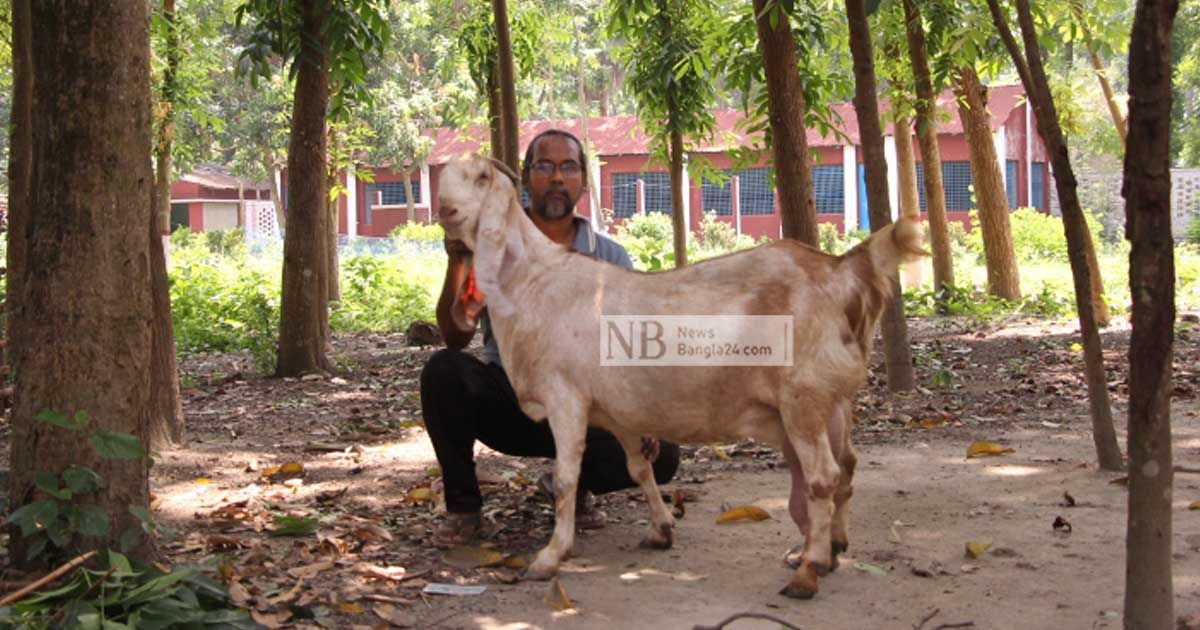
525, 402, 587, 581
779, 402, 842, 599
616, 434, 675, 549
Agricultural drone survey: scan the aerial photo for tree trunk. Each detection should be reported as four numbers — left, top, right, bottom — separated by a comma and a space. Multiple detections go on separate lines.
894, 114, 923, 289
487, 68, 504, 161
153, 0, 178, 236
237, 180, 245, 228
266, 154, 285, 233
403, 169, 416, 223
9, 0, 156, 565
1122, 0, 1178, 627
493, 0, 520, 176
955, 66, 1020, 300
669, 125, 688, 267
147, 206, 184, 450
1071, 0, 1129, 145
6, 0, 32, 367
902, 0, 954, 299
753, 0, 818, 248
325, 130, 341, 304
986, 0, 1122, 470
845, 0, 915, 393
276, 0, 333, 377
574, 14, 602, 230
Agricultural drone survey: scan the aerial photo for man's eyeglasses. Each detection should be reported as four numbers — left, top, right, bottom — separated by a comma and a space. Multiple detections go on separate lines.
531, 160, 582, 178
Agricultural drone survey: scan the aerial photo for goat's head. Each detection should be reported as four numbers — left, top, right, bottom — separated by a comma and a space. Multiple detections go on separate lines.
436, 155, 525, 322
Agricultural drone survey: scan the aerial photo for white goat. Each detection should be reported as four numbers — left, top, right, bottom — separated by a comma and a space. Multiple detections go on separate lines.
437, 155, 925, 598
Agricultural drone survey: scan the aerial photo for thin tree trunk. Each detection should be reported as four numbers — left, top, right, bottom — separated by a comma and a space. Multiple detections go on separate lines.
1071, 0, 1128, 145
986, 0, 1122, 470
894, 114, 923, 289
266, 154, 285, 233
403, 169, 416, 223
956, 66, 1020, 300
325, 129, 341, 304
573, 13, 602, 230
902, 0, 953, 299
669, 125, 688, 267
487, 69, 503, 162
147, 204, 184, 449
493, 0, 520, 176
753, 0, 818, 247
237, 180, 245, 228
9, 0, 156, 565
153, 0, 178, 236
276, 0, 333, 376
1122, 0, 1178, 626
845, 0, 915, 393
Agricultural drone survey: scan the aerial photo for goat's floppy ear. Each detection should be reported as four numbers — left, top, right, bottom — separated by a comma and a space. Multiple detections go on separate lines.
470, 161, 523, 318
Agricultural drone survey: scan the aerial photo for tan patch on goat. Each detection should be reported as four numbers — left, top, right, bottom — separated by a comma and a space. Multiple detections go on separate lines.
841, 250, 885, 356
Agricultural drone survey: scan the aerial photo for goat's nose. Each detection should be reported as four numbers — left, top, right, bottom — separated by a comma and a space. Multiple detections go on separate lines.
439, 207, 458, 220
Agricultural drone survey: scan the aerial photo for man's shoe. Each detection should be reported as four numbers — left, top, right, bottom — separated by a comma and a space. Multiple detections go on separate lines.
432, 511, 483, 549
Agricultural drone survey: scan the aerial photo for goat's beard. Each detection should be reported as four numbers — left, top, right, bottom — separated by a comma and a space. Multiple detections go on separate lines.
532, 190, 575, 220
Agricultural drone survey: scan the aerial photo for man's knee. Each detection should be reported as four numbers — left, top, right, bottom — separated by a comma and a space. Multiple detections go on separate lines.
421, 349, 470, 394
653, 441, 681, 485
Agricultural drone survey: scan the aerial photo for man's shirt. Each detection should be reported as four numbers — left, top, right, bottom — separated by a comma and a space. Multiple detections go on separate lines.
480, 215, 634, 367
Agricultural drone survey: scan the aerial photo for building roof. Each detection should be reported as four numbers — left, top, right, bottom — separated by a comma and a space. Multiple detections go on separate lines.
427, 84, 1027, 165
179, 164, 270, 191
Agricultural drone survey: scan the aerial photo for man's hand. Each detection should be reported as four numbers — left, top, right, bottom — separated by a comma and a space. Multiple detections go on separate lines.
640, 436, 660, 462
445, 238, 471, 260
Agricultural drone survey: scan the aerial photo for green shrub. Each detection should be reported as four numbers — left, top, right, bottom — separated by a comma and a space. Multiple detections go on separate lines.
331, 255, 436, 332
694, 212, 757, 259
614, 213, 686, 271
390, 222, 445, 242
965, 207, 1104, 263
1186, 214, 1200, 245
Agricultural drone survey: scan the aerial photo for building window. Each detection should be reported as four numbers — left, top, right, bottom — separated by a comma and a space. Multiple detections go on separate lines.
1031, 161, 1047, 211
738, 168, 775, 216
1006, 160, 1018, 209
813, 165, 844, 215
365, 180, 421, 206
700, 173, 733, 216
915, 161, 974, 212
612, 172, 672, 218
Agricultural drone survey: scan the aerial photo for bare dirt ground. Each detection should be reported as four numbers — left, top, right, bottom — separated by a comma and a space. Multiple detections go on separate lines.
6, 314, 1200, 629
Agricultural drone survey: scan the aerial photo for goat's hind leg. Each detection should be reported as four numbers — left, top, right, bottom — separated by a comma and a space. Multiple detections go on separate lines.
779, 403, 842, 600
830, 402, 856, 563
525, 399, 588, 581
616, 434, 675, 549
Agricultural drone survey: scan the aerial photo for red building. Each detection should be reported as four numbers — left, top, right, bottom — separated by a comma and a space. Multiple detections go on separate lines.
286, 84, 1051, 241
168, 165, 271, 233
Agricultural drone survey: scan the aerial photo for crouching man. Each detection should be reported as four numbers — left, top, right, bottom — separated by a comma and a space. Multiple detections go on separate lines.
420, 129, 681, 547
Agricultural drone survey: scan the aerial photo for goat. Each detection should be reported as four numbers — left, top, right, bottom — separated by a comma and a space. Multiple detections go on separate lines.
436, 155, 925, 598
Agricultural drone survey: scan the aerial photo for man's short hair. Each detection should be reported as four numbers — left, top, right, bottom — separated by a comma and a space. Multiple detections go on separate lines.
521, 129, 588, 185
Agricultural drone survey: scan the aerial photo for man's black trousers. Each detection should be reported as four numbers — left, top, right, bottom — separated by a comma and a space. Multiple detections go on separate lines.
419, 348, 681, 514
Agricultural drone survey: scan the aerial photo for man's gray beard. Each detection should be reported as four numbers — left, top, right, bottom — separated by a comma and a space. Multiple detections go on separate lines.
536, 198, 573, 220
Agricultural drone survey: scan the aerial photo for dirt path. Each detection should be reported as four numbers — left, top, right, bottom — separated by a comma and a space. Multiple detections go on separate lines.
7, 316, 1198, 629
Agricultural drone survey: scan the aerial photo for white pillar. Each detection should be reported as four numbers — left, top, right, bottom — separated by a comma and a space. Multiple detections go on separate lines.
589, 157, 603, 233
884, 135, 899, 219
842, 145, 858, 232
732, 176, 742, 237
346, 167, 357, 237
420, 162, 432, 222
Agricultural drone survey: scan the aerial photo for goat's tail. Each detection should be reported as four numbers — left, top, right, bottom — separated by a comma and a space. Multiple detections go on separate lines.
848, 216, 928, 277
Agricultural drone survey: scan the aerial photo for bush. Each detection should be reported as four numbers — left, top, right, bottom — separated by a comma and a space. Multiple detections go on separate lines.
965, 207, 1104, 263
331, 255, 436, 332
694, 212, 757, 259
614, 213, 683, 271
1187, 214, 1200, 245
390, 222, 445, 242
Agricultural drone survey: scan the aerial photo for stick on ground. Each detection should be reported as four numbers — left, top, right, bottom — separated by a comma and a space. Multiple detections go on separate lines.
0, 549, 98, 607
694, 612, 806, 630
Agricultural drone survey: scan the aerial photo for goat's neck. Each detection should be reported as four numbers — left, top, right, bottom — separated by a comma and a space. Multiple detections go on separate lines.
495, 209, 570, 294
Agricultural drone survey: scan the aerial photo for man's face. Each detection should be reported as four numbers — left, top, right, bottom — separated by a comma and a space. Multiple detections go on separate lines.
525, 135, 585, 221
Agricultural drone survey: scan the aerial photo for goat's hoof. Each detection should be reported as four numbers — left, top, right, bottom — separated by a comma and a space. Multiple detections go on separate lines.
779, 564, 820, 600
639, 523, 673, 550
524, 558, 559, 581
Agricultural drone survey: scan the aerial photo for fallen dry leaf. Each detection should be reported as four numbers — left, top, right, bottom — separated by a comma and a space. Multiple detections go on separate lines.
354, 563, 407, 582
1053, 516, 1073, 533
966, 441, 1015, 458
501, 555, 528, 570
544, 577, 574, 611
965, 542, 993, 559
406, 487, 436, 503
374, 603, 410, 627
335, 602, 366, 614
716, 505, 771, 524
267, 579, 304, 606
288, 560, 334, 579
227, 580, 253, 607
262, 461, 305, 481
851, 561, 888, 576
443, 545, 505, 569
708, 444, 733, 461
350, 522, 394, 544
250, 609, 292, 629
1189, 500, 1200, 511
195, 477, 213, 485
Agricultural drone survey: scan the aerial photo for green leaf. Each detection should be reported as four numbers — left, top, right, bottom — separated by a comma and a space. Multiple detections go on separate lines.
267, 515, 320, 537
119, 527, 144, 554
8, 499, 59, 537
35, 471, 71, 500
108, 549, 135, 575
64, 467, 102, 495
35, 409, 84, 431
129, 505, 157, 534
76, 504, 111, 537
25, 535, 48, 562
89, 431, 147, 460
